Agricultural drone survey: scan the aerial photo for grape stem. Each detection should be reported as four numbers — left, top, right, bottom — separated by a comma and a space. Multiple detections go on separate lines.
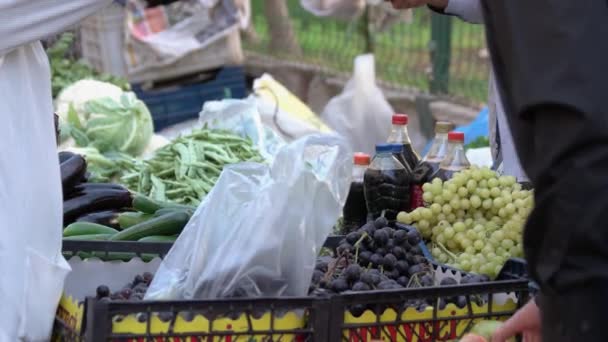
353, 232, 369, 264
436, 241, 459, 261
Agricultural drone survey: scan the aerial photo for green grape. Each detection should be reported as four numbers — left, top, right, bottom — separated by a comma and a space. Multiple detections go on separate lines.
410, 210, 421, 222
442, 189, 454, 201
466, 179, 478, 192
487, 178, 499, 188
482, 199, 493, 210
501, 239, 515, 250
466, 230, 477, 240
460, 260, 472, 272
457, 187, 469, 197
421, 208, 433, 220
432, 177, 443, 186
481, 245, 494, 255
432, 247, 442, 256
453, 222, 466, 232
447, 213, 457, 222
436, 233, 446, 245
431, 183, 443, 196
479, 179, 488, 189
512, 183, 523, 191
447, 240, 458, 250
505, 203, 516, 215
432, 225, 442, 237
397, 212, 411, 224
422, 183, 432, 192
438, 220, 450, 228
494, 265, 503, 276
470, 195, 482, 208
465, 218, 474, 227
418, 219, 430, 230
498, 208, 508, 218
422, 192, 434, 203
434, 195, 445, 205
491, 230, 505, 241
474, 240, 484, 251
430, 203, 442, 214
503, 193, 513, 204
446, 183, 458, 194
498, 176, 510, 187
438, 254, 449, 264
490, 187, 501, 198
442, 204, 453, 215
472, 170, 483, 181
460, 198, 471, 210
496, 247, 507, 256
465, 246, 476, 255
443, 227, 455, 239
514, 198, 525, 208
437, 213, 447, 222
455, 232, 466, 244
482, 167, 496, 179
473, 224, 485, 233
491, 216, 503, 225
461, 238, 473, 249
479, 188, 491, 199
449, 198, 461, 210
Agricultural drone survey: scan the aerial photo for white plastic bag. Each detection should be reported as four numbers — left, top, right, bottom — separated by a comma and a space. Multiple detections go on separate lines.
321, 54, 394, 156
0, 0, 112, 339
145, 134, 352, 300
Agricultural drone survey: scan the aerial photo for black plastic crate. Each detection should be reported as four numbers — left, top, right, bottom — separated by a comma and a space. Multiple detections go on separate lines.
328, 279, 530, 341
132, 67, 247, 132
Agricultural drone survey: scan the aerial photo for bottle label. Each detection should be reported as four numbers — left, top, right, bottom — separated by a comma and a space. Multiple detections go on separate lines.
411, 184, 424, 210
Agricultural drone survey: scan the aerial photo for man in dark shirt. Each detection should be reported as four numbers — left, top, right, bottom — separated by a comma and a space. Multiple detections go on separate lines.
388, 0, 608, 340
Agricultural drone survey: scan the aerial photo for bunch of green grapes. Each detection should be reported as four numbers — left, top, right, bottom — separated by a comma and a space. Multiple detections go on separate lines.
396, 166, 534, 278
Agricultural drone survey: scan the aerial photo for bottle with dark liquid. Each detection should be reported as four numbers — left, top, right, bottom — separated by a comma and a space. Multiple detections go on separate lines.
364, 144, 411, 221
423, 121, 454, 174
387, 114, 420, 171
435, 131, 471, 181
343, 153, 371, 232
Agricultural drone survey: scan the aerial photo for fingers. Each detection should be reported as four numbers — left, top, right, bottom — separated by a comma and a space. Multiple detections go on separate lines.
492, 301, 541, 342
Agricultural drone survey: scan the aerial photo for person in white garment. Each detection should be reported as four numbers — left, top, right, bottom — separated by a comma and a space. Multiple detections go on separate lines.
0, 1, 112, 339
386, 0, 529, 183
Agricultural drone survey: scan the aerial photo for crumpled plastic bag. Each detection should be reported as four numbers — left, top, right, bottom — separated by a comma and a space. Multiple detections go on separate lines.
321, 54, 394, 156
145, 134, 352, 300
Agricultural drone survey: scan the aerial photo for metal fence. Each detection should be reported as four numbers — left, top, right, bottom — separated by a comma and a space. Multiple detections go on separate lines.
244, 1, 490, 107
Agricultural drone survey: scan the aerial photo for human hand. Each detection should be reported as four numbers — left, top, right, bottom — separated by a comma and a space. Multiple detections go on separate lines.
384, 0, 449, 10
492, 300, 542, 342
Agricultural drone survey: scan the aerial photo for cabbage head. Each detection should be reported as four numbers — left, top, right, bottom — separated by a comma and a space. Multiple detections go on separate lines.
70, 92, 154, 156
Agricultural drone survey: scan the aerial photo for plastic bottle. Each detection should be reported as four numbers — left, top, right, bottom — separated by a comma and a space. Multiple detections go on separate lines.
435, 131, 471, 181
363, 144, 411, 221
343, 153, 371, 231
423, 121, 454, 173
387, 114, 420, 171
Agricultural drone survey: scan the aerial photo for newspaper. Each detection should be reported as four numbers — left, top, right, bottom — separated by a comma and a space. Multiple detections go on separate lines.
124, 0, 244, 76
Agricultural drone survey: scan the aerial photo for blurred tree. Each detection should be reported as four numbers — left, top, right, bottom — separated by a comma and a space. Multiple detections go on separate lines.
264, 0, 302, 56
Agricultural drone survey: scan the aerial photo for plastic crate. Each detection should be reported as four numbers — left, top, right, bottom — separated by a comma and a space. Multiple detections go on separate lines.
79, 3, 244, 83
132, 67, 247, 131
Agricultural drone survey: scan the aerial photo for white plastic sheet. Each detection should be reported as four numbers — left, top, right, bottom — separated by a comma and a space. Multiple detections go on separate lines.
0, 0, 112, 339
321, 54, 394, 156
145, 134, 352, 300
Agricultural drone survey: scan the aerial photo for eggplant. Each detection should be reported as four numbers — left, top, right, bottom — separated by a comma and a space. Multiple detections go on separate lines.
75, 210, 122, 229
58, 151, 76, 164
60, 154, 87, 193
63, 190, 133, 225
64, 183, 128, 200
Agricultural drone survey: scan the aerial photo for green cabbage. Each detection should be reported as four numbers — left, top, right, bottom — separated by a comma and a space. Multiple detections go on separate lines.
68, 92, 154, 156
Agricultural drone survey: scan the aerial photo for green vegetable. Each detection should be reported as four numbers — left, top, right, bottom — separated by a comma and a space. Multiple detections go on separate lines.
117, 212, 154, 229
63, 234, 112, 241
138, 235, 178, 243
109, 212, 190, 241
465, 136, 490, 150
63, 222, 119, 237
132, 194, 165, 214
48, 33, 129, 98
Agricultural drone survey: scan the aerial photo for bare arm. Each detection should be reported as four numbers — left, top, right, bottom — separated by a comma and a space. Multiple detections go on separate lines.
0, 0, 113, 55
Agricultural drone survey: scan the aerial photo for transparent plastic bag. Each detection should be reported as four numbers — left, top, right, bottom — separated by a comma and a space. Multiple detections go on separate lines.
321, 54, 394, 156
145, 134, 352, 300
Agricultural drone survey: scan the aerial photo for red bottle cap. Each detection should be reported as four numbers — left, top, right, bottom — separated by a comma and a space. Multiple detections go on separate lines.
392, 114, 408, 125
353, 153, 371, 165
448, 131, 465, 142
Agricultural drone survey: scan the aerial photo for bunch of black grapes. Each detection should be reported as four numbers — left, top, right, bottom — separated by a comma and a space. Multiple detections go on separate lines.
309, 217, 434, 296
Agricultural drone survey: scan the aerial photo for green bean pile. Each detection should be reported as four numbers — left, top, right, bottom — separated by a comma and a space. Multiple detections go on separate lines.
120, 129, 264, 206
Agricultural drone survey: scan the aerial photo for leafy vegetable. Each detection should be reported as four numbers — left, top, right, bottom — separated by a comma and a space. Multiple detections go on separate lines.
47, 32, 129, 98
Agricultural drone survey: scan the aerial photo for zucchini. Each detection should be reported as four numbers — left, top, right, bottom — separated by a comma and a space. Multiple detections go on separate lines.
154, 207, 193, 217
109, 212, 190, 241
138, 235, 178, 243
63, 222, 119, 237
63, 234, 112, 241
132, 194, 164, 214
118, 212, 154, 229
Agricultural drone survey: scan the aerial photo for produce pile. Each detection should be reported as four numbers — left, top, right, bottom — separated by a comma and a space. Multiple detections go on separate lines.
397, 167, 533, 278
60, 151, 194, 243
48, 33, 129, 99
309, 217, 490, 316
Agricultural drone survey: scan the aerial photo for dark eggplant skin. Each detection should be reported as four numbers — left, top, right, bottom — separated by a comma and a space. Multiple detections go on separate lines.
64, 183, 128, 200
58, 151, 76, 164
75, 210, 122, 229
60, 154, 87, 193
63, 190, 133, 225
